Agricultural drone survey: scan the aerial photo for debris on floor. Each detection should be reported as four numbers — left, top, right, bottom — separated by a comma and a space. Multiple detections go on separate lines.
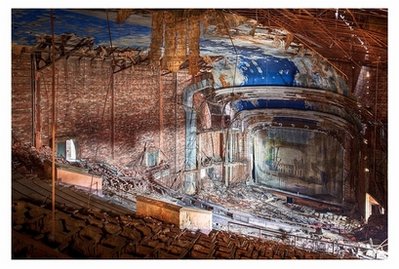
11, 141, 387, 259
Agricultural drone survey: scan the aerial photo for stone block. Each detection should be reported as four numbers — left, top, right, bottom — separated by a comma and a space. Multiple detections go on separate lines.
180, 207, 212, 231
57, 165, 102, 194
136, 196, 181, 226
136, 195, 212, 231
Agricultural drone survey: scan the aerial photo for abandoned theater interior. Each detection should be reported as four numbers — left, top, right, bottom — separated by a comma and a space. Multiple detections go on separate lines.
11, 8, 388, 259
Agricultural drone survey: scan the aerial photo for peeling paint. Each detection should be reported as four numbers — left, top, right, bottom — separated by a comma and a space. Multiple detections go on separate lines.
12, 9, 151, 48
233, 99, 306, 112
12, 9, 349, 95
200, 38, 349, 94
254, 128, 344, 203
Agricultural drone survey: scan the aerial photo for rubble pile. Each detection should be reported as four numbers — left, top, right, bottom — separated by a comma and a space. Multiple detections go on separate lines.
354, 214, 387, 245
198, 180, 362, 241
83, 162, 178, 208
196, 180, 388, 259
11, 141, 177, 208
11, 142, 387, 259
12, 141, 66, 176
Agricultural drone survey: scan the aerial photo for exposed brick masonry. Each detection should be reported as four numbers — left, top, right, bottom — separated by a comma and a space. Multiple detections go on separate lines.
12, 52, 33, 143
12, 51, 192, 176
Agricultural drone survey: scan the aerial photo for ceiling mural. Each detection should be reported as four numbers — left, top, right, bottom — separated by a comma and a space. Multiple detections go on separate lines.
12, 9, 349, 93
12, 9, 152, 48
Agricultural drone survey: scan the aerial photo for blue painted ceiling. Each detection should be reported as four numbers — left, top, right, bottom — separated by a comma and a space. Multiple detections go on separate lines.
233, 100, 306, 112
12, 9, 349, 94
12, 9, 152, 48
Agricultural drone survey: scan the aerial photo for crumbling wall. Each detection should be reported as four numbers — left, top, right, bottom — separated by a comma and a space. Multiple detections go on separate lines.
113, 65, 161, 165
198, 131, 224, 165
160, 71, 192, 175
12, 51, 33, 143
12, 53, 192, 179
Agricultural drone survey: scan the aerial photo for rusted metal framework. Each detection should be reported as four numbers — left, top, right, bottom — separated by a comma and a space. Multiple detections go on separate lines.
232, 9, 387, 67
32, 33, 148, 74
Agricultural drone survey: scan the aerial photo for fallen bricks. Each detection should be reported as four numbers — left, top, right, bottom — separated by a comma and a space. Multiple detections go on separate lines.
11, 144, 364, 259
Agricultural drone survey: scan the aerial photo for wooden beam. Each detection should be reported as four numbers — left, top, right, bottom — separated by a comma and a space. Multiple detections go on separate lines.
300, 9, 360, 68
260, 11, 349, 80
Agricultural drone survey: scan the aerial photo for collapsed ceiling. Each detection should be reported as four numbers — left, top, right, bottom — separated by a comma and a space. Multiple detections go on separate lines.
11, 9, 388, 258
11, 7, 388, 212
12, 9, 387, 72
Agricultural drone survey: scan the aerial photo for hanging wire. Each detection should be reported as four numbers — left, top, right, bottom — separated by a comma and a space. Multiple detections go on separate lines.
219, 11, 239, 88
106, 10, 116, 67
106, 9, 115, 160
218, 10, 240, 169
88, 10, 116, 206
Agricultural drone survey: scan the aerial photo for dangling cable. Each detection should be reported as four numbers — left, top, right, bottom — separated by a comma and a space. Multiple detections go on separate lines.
88, 10, 116, 206
219, 11, 238, 88
106, 10, 116, 65
106, 10, 115, 160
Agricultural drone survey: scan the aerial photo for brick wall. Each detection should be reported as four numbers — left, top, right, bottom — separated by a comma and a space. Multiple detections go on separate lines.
376, 65, 387, 122
332, 60, 387, 123
160, 71, 192, 173
12, 52, 33, 143
12, 52, 193, 175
